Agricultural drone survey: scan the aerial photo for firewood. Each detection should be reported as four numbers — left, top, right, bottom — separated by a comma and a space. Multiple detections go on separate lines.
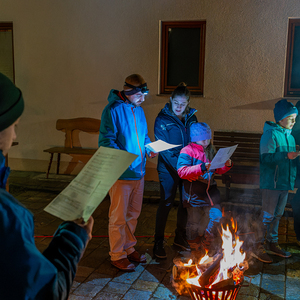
211, 278, 235, 289
198, 253, 223, 287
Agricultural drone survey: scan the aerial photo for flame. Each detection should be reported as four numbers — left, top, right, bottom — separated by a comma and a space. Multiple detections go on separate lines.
184, 259, 193, 266
211, 223, 245, 285
185, 218, 246, 289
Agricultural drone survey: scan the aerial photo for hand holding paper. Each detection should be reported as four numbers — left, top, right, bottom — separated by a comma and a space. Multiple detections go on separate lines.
209, 145, 237, 169
44, 147, 137, 222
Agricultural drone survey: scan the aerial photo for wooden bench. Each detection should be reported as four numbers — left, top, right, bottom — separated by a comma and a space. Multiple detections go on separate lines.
43, 117, 100, 178
213, 130, 262, 200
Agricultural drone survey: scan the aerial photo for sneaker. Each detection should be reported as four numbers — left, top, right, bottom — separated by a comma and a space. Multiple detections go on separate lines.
153, 239, 167, 259
267, 242, 292, 258
251, 244, 273, 263
173, 235, 191, 251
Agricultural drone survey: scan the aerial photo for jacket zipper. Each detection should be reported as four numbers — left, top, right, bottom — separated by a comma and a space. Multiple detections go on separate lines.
132, 107, 143, 176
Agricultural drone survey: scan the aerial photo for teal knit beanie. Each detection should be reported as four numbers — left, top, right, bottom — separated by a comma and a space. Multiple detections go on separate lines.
273, 99, 298, 123
0, 73, 24, 131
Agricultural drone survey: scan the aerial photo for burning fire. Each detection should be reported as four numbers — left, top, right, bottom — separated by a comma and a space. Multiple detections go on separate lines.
185, 218, 247, 289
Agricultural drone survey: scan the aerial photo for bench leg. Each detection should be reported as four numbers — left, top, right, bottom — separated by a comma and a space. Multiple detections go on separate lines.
56, 153, 61, 175
46, 153, 54, 179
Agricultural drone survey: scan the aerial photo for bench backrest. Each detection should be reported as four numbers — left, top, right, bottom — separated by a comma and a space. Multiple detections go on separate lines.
56, 117, 101, 148
213, 130, 262, 165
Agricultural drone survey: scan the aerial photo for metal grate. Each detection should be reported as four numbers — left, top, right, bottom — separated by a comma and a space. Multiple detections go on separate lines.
188, 282, 243, 300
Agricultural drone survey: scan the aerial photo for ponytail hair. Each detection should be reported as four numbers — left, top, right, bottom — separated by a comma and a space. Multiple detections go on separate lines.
171, 82, 191, 100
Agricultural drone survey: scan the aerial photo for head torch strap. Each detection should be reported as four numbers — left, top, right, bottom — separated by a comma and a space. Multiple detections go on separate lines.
124, 82, 149, 95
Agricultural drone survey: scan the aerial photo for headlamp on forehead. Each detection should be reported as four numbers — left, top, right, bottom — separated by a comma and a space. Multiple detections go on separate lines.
124, 82, 149, 95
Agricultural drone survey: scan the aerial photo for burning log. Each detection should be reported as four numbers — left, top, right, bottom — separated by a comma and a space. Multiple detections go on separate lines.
211, 278, 235, 289
198, 253, 223, 287
172, 257, 198, 281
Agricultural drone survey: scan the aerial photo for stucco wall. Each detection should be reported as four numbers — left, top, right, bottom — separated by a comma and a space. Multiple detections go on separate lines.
1, 0, 300, 177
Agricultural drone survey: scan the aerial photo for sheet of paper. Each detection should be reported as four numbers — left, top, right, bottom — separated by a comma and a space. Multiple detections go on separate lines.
44, 147, 137, 222
145, 140, 181, 153
210, 144, 238, 170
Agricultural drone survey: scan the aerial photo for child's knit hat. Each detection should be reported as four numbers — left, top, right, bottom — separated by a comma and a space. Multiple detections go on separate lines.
274, 99, 298, 123
190, 122, 211, 142
0, 73, 24, 131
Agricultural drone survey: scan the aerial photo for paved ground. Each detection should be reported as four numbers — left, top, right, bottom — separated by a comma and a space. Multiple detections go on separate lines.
8, 171, 300, 300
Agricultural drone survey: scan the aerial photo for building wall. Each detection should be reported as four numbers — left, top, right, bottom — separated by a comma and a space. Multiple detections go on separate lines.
0, 0, 299, 179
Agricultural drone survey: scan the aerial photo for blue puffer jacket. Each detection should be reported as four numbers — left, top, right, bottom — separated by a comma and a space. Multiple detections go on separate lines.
260, 121, 297, 190
98, 90, 151, 180
0, 152, 89, 299
154, 103, 197, 174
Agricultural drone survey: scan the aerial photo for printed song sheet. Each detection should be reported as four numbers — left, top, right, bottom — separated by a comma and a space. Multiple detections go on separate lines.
44, 147, 137, 222
145, 140, 181, 153
209, 144, 238, 170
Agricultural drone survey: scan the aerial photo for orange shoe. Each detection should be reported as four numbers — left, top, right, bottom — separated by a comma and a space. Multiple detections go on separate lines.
128, 250, 147, 263
111, 258, 135, 271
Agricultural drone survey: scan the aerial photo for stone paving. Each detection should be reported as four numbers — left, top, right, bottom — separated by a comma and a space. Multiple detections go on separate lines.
8, 171, 300, 300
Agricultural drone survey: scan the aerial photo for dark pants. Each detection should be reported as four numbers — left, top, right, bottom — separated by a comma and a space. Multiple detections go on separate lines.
291, 188, 300, 241
154, 167, 187, 241
257, 189, 288, 244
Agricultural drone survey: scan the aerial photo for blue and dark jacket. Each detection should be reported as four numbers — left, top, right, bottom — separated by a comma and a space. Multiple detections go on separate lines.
98, 89, 151, 180
0, 152, 89, 299
154, 103, 197, 175
260, 121, 297, 190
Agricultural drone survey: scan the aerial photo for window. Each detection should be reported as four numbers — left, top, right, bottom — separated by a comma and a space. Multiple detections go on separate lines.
0, 22, 14, 82
284, 19, 300, 97
160, 20, 206, 95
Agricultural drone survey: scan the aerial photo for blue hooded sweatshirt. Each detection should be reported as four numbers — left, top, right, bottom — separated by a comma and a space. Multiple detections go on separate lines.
260, 121, 297, 190
98, 89, 151, 180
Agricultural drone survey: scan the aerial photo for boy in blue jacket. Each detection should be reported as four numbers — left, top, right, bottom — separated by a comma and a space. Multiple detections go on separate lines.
251, 99, 299, 263
0, 73, 94, 299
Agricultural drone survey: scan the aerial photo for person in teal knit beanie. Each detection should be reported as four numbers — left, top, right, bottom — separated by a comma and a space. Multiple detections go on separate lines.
0, 73, 94, 300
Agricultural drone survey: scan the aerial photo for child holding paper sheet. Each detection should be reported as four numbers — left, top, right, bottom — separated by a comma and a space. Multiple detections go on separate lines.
177, 122, 232, 260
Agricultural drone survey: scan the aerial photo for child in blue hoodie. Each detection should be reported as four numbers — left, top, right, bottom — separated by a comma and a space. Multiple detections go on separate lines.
251, 99, 299, 263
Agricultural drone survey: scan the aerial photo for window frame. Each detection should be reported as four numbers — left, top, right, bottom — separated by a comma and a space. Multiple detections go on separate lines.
284, 18, 300, 97
0, 22, 15, 83
160, 20, 206, 95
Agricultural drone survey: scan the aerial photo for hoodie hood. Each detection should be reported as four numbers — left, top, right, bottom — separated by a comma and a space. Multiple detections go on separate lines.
263, 121, 292, 136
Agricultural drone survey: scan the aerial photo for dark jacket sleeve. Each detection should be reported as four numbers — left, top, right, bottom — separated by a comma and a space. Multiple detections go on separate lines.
154, 116, 181, 171
0, 192, 88, 300
40, 221, 88, 300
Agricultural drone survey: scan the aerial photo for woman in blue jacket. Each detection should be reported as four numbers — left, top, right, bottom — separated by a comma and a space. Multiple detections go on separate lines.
0, 73, 93, 299
153, 83, 197, 258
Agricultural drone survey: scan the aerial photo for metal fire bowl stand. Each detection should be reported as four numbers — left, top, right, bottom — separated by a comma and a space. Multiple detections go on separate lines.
187, 281, 243, 300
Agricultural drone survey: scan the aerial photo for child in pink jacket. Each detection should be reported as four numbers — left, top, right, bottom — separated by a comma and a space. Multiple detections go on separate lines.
177, 122, 232, 259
